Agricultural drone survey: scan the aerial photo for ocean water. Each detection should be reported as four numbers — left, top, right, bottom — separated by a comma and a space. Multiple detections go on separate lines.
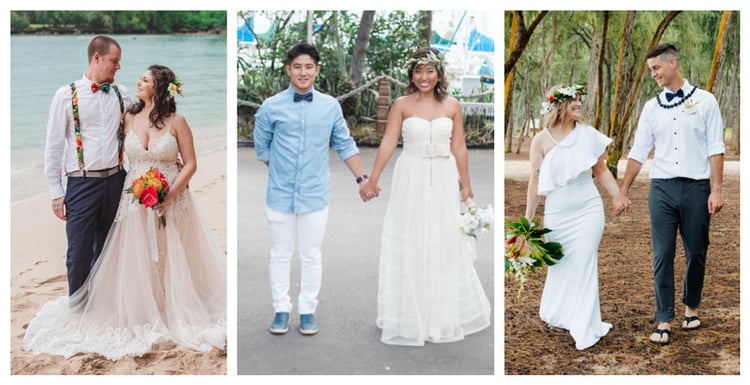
10, 34, 227, 203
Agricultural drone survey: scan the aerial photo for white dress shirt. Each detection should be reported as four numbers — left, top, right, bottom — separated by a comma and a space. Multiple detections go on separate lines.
44, 74, 133, 199
628, 80, 725, 180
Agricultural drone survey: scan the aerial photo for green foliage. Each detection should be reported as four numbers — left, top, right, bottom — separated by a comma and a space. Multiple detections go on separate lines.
237, 11, 426, 140
10, 11, 226, 32
10, 12, 30, 29
507, 11, 734, 131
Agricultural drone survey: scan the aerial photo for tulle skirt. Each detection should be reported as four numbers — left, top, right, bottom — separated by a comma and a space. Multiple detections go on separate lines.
376, 153, 491, 346
23, 189, 226, 360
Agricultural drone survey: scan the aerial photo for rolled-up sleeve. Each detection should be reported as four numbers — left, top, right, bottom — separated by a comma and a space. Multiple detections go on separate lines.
704, 95, 725, 156
330, 108, 358, 161
254, 104, 273, 162
44, 87, 70, 200
628, 103, 655, 164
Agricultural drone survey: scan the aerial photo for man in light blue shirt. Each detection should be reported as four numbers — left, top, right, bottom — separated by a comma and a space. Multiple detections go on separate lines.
615, 43, 724, 345
255, 43, 374, 336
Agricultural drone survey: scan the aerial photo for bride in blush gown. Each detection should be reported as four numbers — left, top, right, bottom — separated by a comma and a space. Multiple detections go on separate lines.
23, 65, 226, 360
525, 84, 623, 350
361, 47, 491, 346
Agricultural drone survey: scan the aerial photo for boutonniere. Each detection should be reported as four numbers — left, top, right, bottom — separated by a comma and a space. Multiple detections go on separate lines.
684, 99, 701, 113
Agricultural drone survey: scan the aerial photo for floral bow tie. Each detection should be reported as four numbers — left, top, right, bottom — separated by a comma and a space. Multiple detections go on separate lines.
91, 83, 111, 93
294, 92, 313, 102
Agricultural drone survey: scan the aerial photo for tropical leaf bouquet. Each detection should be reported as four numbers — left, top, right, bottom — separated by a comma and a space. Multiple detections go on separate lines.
505, 216, 563, 296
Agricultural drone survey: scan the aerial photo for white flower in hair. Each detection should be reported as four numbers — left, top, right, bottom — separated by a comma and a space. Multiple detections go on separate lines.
540, 102, 554, 115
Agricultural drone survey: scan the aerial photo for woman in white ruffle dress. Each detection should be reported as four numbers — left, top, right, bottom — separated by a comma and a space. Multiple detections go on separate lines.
524, 84, 624, 350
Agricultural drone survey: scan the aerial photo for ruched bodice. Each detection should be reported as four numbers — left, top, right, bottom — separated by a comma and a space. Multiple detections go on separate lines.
401, 117, 452, 158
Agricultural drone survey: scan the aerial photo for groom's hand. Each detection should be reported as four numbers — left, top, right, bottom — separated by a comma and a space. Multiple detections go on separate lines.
51, 197, 66, 221
708, 190, 724, 214
613, 193, 630, 216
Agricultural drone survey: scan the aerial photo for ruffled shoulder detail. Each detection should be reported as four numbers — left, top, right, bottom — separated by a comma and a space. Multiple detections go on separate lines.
537, 123, 612, 196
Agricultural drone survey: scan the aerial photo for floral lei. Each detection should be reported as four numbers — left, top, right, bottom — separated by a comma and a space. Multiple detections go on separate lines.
166, 78, 184, 100
405, 51, 443, 70
540, 84, 587, 115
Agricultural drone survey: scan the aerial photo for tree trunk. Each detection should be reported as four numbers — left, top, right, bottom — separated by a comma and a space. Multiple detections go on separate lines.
606, 11, 681, 177
350, 11, 375, 85
585, 19, 599, 121
306, 11, 313, 43
505, 70, 515, 153
592, 11, 609, 129
730, 17, 740, 153
515, 73, 530, 154
504, 12, 519, 153
504, 11, 548, 82
706, 11, 731, 93
544, 14, 557, 92
419, 11, 432, 47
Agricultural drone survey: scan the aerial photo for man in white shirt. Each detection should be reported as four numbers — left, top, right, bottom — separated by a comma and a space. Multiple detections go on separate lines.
615, 43, 724, 345
44, 36, 133, 300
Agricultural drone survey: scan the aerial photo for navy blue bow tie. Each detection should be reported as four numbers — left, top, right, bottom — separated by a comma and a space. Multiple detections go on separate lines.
294, 92, 313, 102
665, 88, 684, 102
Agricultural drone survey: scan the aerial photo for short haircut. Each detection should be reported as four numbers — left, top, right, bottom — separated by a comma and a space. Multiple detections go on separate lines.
87, 35, 121, 63
285, 43, 320, 65
646, 43, 679, 61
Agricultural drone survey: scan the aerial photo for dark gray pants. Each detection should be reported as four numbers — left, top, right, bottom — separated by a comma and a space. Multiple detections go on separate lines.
64, 169, 126, 297
648, 178, 711, 322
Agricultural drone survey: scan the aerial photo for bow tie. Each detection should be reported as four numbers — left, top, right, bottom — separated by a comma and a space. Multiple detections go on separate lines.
294, 92, 313, 102
91, 83, 111, 93
665, 88, 684, 102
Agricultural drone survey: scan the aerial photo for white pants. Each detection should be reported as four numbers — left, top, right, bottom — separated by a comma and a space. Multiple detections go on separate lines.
266, 206, 328, 314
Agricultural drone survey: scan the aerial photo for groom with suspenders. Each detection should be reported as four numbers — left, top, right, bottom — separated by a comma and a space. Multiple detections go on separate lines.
616, 43, 725, 345
45, 35, 133, 301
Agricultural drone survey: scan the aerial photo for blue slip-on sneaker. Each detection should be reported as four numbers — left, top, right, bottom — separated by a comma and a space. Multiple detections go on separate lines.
269, 312, 289, 334
299, 314, 319, 335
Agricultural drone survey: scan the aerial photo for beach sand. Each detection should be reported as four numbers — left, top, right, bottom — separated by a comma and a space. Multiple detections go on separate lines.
9, 150, 227, 375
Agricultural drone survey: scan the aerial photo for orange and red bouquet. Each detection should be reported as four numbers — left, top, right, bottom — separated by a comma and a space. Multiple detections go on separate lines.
126, 167, 170, 227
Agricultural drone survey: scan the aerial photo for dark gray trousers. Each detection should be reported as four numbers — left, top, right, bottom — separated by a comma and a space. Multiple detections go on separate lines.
64, 169, 126, 297
648, 178, 711, 322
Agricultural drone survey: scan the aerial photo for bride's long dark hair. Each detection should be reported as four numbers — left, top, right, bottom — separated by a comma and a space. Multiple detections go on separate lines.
128, 64, 178, 129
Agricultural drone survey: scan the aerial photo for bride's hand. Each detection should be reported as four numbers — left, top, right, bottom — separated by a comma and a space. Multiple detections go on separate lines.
461, 185, 474, 202
359, 180, 380, 202
154, 195, 174, 214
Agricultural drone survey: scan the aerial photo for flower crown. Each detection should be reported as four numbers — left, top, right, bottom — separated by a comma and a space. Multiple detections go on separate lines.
405, 51, 443, 70
540, 84, 586, 114
166, 79, 184, 100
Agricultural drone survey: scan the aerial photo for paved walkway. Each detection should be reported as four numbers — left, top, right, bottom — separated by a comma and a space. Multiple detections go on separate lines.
237, 146, 495, 374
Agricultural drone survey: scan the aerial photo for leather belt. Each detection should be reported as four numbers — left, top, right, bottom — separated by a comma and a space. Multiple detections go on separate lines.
66, 165, 123, 178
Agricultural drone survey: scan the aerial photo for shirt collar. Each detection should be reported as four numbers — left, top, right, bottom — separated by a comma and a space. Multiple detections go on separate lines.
287, 84, 315, 95
663, 79, 690, 94
82, 73, 95, 86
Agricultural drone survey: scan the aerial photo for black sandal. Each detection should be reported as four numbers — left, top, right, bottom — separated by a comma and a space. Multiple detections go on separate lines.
682, 316, 701, 330
649, 328, 671, 345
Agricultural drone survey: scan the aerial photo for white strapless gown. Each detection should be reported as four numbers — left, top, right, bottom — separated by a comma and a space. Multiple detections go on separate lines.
23, 129, 226, 360
376, 117, 491, 346
538, 123, 612, 350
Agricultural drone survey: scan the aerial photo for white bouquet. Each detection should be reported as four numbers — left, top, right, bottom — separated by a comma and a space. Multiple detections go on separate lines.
460, 198, 494, 238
